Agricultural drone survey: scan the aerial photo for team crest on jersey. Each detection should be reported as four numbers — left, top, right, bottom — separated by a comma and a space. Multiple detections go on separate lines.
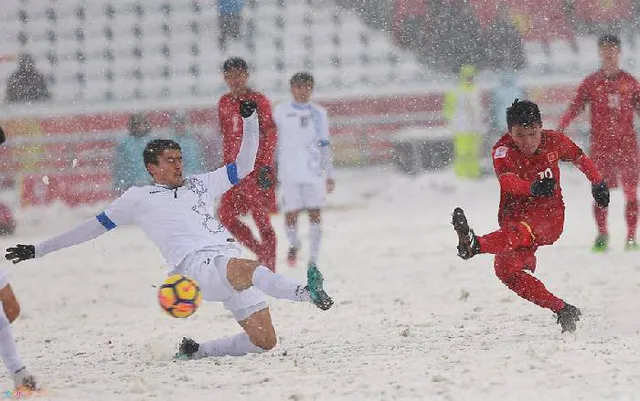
494, 146, 508, 159
547, 151, 559, 162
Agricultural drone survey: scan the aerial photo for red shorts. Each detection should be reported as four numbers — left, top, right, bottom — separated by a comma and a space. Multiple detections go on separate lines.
500, 211, 564, 247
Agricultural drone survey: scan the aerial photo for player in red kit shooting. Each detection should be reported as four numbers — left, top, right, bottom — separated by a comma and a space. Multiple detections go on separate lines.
217, 57, 278, 271
452, 100, 610, 333
558, 35, 639, 252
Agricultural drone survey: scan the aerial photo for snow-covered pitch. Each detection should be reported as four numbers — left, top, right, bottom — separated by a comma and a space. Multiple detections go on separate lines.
1, 166, 638, 401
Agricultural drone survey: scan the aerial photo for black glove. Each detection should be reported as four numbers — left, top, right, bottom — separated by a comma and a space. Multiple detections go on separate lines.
0, 126, 5, 145
5, 244, 35, 264
592, 181, 609, 208
530, 177, 556, 197
239, 100, 257, 118
257, 166, 273, 190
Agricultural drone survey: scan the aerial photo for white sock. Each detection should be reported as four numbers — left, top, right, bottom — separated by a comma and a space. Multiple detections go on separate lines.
0, 305, 24, 375
309, 222, 322, 264
251, 266, 311, 302
286, 225, 299, 249
196, 332, 265, 358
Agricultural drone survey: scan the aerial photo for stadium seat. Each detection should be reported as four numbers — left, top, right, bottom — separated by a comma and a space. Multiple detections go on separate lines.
1, 0, 432, 101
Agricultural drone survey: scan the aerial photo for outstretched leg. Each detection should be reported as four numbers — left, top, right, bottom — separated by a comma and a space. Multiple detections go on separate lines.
494, 252, 564, 312
452, 208, 581, 332
224, 258, 332, 310
177, 256, 333, 359
494, 252, 581, 333
180, 308, 276, 358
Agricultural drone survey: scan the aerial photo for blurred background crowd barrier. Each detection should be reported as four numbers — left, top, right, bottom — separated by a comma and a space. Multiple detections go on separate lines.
2, 0, 627, 206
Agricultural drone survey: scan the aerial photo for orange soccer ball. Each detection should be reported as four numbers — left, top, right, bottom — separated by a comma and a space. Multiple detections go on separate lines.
158, 274, 202, 318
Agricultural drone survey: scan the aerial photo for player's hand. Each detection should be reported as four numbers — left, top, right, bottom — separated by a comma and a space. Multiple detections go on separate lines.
239, 100, 257, 118
5, 244, 35, 264
592, 181, 609, 208
530, 177, 556, 197
326, 178, 335, 194
257, 166, 273, 190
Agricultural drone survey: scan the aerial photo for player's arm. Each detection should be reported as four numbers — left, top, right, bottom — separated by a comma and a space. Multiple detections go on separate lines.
558, 133, 609, 207
493, 147, 535, 195
256, 96, 277, 166
255, 96, 277, 190
4, 190, 136, 264
218, 101, 236, 165
493, 147, 556, 197
199, 101, 259, 197
558, 80, 589, 132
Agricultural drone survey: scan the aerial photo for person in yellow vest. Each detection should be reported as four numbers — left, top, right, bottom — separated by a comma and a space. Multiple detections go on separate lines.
443, 64, 486, 179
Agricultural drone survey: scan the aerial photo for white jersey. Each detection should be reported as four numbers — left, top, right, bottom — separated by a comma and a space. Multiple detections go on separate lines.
100, 168, 238, 268
274, 101, 332, 185
34, 113, 260, 271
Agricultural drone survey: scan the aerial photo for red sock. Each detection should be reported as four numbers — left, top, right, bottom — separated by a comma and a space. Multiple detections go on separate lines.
219, 212, 262, 256
252, 209, 277, 271
594, 203, 608, 236
495, 268, 565, 312
626, 200, 638, 240
478, 223, 534, 254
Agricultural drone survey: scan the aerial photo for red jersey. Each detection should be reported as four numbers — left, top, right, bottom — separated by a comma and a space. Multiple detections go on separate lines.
558, 70, 640, 152
218, 89, 277, 211
218, 90, 277, 167
492, 130, 602, 242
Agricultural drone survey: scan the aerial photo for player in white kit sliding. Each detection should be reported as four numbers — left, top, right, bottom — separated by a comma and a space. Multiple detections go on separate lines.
273, 72, 335, 271
0, 126, 39, 392
5, 101, 333, 360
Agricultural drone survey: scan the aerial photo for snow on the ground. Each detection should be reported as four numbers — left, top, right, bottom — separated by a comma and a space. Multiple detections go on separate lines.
0, 164, 639, 401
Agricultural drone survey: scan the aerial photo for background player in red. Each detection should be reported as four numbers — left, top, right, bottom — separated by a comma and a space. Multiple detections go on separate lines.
558, 34, 639, 252
217, 57, 278, 271
452, 100, 610, 333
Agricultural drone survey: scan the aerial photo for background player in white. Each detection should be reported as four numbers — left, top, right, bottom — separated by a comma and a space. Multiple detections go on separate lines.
5, 101, 333, 360
0, 126, 39, 392
274, 72, 335, 272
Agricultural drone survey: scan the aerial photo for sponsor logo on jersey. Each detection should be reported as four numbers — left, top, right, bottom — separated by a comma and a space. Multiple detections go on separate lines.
494, 146, 508, 159
547, 151, 559, 162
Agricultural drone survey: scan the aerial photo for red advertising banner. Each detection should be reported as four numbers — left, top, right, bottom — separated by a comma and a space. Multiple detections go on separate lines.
574, 0, 632, 23
0, 85, 582, 207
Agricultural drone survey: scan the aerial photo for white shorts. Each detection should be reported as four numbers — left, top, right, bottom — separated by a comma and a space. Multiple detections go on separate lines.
0, 268, 8, 290
176, 246, 267, 321
280, 182, 325, 213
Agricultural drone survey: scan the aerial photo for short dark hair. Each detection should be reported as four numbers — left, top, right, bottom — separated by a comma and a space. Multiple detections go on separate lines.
290, 72, 314, 86
222, 57, 248, 72
598, 34, 620, 48
143, 139, 181, 166
506, 99, 542, 129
